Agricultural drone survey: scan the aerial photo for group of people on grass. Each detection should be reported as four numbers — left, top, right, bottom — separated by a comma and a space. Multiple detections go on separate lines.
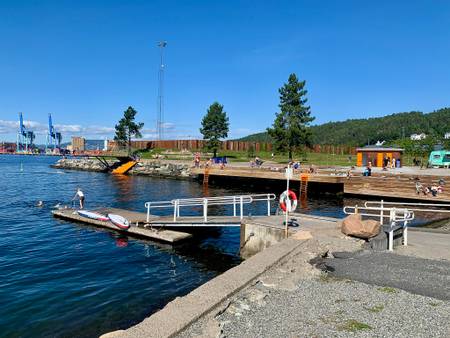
193, 153, 226, 170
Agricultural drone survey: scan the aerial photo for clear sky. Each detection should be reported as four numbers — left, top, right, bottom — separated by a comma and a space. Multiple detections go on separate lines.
0, 0, 449, 143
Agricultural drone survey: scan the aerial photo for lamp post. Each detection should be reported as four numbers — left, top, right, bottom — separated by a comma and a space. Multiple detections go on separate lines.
157, 41, 167, 140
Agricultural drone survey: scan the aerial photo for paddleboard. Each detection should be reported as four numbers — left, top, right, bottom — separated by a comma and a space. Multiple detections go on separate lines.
108, 214, 130, 230
77, 210, 109, 222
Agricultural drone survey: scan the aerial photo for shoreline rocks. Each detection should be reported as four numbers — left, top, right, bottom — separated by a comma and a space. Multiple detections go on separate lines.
51, 158, 192, 179
129, 161, 191, 178
51, 158, 117, 172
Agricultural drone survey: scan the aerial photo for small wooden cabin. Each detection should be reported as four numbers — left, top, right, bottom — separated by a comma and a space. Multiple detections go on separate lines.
356, 146, 404, 168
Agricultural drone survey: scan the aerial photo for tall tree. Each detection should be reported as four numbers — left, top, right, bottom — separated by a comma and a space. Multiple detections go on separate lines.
267, 73, 315, 159
114, 106, 144, 154
200, 102, 229, 157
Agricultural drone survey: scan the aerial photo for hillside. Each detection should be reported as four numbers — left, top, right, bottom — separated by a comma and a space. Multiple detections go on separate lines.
237, 108, 450, 146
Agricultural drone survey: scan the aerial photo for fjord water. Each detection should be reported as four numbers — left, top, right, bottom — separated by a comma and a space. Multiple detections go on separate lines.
0, 155, 427, 337
1, 155, 243, 337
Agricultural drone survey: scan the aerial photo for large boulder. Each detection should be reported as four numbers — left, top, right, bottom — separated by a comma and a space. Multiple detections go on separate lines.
341, 214, 381, 239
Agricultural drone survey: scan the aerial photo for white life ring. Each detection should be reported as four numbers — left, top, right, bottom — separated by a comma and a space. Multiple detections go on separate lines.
279, 190, 297, 212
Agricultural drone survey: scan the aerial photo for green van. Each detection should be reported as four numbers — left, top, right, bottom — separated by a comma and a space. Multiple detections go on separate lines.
428, 150, 450, 168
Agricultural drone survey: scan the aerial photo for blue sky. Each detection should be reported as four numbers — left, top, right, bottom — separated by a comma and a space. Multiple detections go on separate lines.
0, 0, 449, 143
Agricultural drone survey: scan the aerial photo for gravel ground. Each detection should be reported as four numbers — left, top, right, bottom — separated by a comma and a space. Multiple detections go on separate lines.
218, 278, 450, 338
324, 251, 450, 301
179, 275, 450, 338
177, 247, 450, 338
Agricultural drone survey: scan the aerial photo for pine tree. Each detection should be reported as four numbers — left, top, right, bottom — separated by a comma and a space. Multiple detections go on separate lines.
267, 73, 315, 159
200, 102, 229, 157
114, 106, 144, 154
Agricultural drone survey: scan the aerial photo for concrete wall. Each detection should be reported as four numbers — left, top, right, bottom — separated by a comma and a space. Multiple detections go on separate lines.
240, 222, 286, 259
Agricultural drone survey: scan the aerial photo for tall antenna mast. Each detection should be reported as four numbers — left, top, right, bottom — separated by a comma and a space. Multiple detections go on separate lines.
157, 40, 167, 140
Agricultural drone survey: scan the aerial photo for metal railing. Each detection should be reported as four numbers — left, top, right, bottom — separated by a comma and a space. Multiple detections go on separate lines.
343, 204, 415, 251
365, 200, 450, 220
145, 193, 276, 222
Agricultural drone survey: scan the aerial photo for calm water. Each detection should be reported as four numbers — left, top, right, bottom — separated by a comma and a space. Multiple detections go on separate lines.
0, 155, 429, 337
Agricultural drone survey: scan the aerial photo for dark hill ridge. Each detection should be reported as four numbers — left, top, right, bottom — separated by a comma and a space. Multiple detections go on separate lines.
236, 108, 450, 146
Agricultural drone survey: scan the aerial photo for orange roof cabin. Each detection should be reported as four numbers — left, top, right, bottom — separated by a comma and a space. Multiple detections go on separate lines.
356, 146, 404, 168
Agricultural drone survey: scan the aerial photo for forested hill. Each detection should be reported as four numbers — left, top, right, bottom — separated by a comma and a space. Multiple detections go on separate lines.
237, 108, 450, 146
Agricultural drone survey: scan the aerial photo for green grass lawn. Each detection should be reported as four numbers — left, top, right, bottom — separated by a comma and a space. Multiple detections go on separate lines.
218, 150, 353, 166
124, 146, 429, 168
135, 148, 355, 166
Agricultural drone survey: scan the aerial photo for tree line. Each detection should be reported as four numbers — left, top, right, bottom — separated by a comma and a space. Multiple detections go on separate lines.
113, 73, 312, 159
239, 108, 450, 148
113, 75, 449, 159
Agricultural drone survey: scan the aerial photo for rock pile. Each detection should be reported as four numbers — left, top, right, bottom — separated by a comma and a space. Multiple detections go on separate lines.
129, 161, 191, 178
52, 158, 117, 172
52, 158, 192, 178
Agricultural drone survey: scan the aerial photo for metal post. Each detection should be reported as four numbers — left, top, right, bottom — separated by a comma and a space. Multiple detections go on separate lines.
173, 200, 178, 221
403, 209, 408, 246
146, 203, 150, 222
403, 221, 408, 246
157, 41, 167, 140
267, 193, 271, 216
388, 208, 395, 251
380, 199, 384, 225
177, 199, 180, 218
240, 196, 244, 220
233, 196, 237, 217
389, 229, 394, 251
285, 165, 291, 238
203, 198, 208, 222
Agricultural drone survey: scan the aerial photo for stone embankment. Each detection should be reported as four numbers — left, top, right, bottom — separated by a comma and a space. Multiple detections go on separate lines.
52, 158, 117, 172
129, 161, 191, 178
52, 158, 192, 178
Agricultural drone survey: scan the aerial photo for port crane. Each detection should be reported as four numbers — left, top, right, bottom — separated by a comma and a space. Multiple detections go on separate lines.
16, 112, 35, 153
46, 113, 62, 152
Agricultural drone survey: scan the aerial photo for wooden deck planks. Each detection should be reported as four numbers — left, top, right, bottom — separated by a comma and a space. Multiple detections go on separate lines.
191, 167, 450, 202
52, 208, 192, 243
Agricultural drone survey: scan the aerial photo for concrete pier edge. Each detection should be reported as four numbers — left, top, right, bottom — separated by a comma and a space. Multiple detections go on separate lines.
100, 237, 311, 338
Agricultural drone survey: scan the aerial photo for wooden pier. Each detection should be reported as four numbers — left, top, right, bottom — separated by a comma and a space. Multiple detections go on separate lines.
52, 207, 256, 243
52, 208, 193, 243
192, 167, 450, 203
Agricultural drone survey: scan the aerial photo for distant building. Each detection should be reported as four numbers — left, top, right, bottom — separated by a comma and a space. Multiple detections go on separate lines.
356, 146, 404, 167
71, 137, 86, 152
410, 133, 426, 141
0, 142, 16, 153
444, 132, 450, 140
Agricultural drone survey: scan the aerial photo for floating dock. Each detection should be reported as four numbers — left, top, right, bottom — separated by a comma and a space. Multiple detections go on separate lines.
52, 208, 193, 243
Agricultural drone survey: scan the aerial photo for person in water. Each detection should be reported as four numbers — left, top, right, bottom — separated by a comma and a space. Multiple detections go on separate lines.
72, 188, 85, 209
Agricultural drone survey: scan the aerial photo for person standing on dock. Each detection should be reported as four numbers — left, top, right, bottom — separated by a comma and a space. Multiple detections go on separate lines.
72, 188, 85, 209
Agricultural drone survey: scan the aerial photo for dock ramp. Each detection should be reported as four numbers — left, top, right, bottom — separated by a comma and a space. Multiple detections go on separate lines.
112, 160, 137, 174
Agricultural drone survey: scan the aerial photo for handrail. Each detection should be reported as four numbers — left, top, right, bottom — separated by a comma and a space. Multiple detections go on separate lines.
343, 205, 414, 222
145, 193, 276, 222
365, 200, 450, 213
343, 204, 415, 251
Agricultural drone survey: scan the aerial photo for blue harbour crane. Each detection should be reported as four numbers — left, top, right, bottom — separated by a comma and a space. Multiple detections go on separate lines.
46, 113, 62, 152
16, 112, 34, 153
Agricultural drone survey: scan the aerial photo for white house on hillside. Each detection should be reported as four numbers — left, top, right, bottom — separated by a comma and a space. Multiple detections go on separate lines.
445, 132, 450, 140
410, 133, 427, 141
